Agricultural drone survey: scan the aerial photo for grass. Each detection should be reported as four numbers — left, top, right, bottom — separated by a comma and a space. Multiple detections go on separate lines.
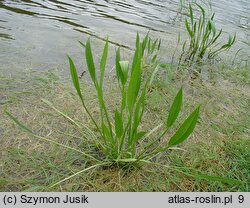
1, 58, 249, 191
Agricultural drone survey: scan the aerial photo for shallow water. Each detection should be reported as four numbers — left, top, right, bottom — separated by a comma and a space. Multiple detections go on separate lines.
0, 0, 249, 73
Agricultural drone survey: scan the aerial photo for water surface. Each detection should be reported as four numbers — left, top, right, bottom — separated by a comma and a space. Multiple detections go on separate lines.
0, 0, 249, 73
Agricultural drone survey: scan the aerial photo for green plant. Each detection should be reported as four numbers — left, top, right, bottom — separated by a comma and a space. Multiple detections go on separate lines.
6, 34, 242, 188
67, 34, 200, 164
179, 3, 236, 65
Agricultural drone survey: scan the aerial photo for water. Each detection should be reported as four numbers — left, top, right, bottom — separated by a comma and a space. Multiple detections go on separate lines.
0, 0, 249, 74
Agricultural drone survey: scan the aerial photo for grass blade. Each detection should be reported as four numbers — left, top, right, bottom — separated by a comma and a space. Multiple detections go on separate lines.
5, 111, 99, 161
49, 163, 107, 188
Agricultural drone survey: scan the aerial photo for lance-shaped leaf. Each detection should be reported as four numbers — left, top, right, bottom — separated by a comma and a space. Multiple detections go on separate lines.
127, 60, 141, 113
85, 38, 97, 85
68, 56, 83, 101
131, 33, 141, 74
168, 106, 200, 147
167, 88, 183, 128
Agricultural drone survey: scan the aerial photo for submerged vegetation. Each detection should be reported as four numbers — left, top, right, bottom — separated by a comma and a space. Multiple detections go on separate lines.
1, 0, 249, 192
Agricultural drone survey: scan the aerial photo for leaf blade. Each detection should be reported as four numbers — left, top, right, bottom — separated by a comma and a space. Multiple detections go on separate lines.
68, 56, 83, 101
167, 88, 183, 128
85, 38, 97, 85
168, 106, 200, 147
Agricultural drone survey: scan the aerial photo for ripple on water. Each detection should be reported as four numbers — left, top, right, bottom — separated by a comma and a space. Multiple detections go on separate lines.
0, 0, 249, 72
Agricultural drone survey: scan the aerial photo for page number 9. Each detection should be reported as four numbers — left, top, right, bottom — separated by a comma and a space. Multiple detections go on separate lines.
238, 195, 244, 203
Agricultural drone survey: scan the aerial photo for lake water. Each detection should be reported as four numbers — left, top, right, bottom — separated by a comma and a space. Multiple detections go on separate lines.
0, 0, 249, 74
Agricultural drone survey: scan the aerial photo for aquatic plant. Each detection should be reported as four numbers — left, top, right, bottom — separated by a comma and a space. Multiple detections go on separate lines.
6, 33, 243, 188
6, 34, 201, 187
8, 33, 242, 188
179, 3, 236, 65
66, 34, 200, 167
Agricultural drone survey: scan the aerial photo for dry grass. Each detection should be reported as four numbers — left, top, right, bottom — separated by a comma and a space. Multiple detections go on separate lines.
0, 64, 249, 191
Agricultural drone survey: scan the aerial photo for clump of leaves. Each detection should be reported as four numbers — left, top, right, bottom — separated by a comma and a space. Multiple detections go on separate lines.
66, 34, 200, 165
6, 34, 241, 188
179, 3, 236, 66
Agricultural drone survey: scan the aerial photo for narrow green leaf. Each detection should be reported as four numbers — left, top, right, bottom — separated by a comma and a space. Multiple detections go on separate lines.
127, 60, 141, 113
210, 29, 222, 45
185, 19, 192, 37
100, 38, 108, 87
68, 55, 102, 135
168, 106, 200, 147
136, 32, 140, 49
85, 38, 97, 84
102, 123, 113, 143
195, 3, 205, 16
177, 32, 181, 43
152, 54, 157, 63
131, 81, 148, 142
157, 39, 161, 50
148, 38, 151, 53
210, 20, 216, 36
189, 4, 194, 25
114, 110, 123, 138
68, 56, 83, 100
131, 45, 140, 74
232, 33, 236, 45
5, 111, 33, 134
196, 174, 242, 185
167, 88, 183, 128
151, 39, 157, 52
211, 12, 215, 20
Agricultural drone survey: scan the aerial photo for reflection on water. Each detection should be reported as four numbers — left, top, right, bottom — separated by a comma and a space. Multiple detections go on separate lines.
0, 0, 249, 72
